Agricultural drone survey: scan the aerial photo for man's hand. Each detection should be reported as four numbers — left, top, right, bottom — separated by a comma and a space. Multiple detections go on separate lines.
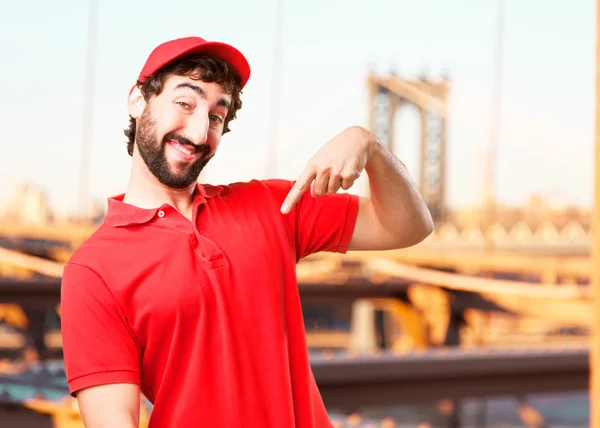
281, 126, 374, 214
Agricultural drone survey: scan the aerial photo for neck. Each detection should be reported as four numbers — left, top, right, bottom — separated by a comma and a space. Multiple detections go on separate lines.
123, 152, 196, 219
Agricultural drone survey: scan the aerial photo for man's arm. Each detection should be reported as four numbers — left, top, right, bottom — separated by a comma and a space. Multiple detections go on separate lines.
281, 126, 433, 251
348, 133, 433, 251
77, 383, 140, 428
61, 262, 143, 427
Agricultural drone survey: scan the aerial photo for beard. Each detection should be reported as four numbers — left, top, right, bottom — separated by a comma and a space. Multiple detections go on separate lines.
135, 106, 213, 189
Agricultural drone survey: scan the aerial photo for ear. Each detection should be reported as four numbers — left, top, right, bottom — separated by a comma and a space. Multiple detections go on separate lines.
127, 84, 147, 119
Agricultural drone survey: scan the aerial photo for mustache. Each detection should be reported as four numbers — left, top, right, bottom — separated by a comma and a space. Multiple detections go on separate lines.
163, 132, 211, 157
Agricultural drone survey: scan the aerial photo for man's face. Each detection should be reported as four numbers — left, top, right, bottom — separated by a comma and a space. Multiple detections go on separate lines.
135, 74, 232, 189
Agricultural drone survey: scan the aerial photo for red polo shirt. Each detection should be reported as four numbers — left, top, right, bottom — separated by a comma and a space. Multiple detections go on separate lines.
60, 179, 359, 428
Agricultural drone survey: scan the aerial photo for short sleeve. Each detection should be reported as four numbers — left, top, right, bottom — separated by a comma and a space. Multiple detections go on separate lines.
60, 262, 141, 396
262, 179, 359, 259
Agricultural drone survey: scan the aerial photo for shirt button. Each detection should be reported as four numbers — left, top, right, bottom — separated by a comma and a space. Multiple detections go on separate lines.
158, 210, 165, 218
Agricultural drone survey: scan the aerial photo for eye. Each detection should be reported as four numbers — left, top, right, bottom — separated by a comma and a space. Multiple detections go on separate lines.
209, 114, 223, 124
176, 101, 192, 110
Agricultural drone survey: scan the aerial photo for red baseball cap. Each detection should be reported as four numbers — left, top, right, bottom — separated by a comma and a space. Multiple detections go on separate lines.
138, 36, 251, 89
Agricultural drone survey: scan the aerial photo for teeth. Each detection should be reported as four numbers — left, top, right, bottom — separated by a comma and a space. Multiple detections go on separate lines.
172, 142, 194, 155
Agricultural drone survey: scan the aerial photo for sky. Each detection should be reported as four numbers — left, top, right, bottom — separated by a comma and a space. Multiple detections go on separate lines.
0, 0, 596, 216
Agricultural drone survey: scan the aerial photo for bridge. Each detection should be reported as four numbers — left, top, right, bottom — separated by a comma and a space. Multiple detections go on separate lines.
0, 219, 594, 353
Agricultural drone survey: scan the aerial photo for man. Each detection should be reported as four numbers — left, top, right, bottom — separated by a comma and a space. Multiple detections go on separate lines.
60, 36, 433, 428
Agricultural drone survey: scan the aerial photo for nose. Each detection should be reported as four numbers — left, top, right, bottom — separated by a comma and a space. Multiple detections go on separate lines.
183, 111, 209, 146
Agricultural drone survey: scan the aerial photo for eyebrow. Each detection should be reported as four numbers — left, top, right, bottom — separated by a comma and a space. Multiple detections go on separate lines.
174, 82, 231, 110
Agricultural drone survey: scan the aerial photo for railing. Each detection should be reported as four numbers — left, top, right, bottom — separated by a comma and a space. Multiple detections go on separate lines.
311, 346, 589, 408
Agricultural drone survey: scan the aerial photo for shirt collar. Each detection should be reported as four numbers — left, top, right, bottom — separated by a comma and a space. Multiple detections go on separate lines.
104, 183, 223, 228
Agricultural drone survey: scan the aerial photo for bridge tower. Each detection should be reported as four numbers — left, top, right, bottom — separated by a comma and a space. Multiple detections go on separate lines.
367, 71, 450, 222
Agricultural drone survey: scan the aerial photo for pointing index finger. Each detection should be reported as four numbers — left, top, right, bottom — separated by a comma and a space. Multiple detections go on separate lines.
281, 165, 316, 214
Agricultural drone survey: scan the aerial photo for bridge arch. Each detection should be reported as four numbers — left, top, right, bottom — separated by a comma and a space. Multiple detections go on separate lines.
367, 71, 450, 222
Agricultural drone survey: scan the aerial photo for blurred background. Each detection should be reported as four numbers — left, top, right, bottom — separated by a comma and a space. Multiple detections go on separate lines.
0, 0, 597, 427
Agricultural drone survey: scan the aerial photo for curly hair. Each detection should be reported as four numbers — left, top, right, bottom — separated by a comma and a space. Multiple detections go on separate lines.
124, 54, 244, 156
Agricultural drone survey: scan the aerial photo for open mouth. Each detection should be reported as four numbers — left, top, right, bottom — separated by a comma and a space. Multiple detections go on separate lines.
166, 139, 202, 158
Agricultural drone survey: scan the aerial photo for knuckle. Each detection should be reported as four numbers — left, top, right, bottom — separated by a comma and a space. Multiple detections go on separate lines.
319, 165, 332, 175
330, 167, 342, 177
343, 170, 360, 180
